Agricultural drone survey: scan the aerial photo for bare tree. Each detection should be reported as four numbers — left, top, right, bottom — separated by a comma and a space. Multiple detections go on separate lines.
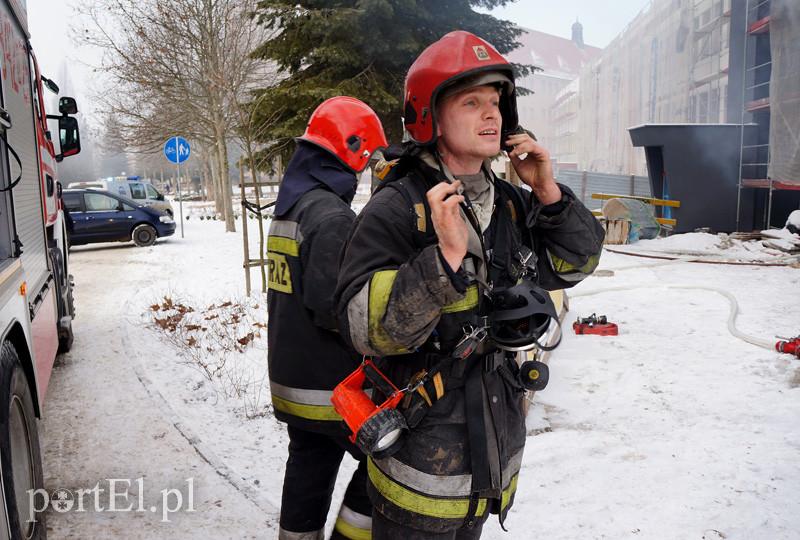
78, 0, 275, 233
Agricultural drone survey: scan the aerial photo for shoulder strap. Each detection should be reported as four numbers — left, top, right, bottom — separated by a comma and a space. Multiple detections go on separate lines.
374, 158, 437, 249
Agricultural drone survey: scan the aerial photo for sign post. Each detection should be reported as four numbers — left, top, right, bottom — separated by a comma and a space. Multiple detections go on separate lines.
163, 136, 191, 238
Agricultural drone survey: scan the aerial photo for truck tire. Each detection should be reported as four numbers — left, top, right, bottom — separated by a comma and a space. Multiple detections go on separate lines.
48, 245, 74, 354
0, 341, 46, 539
132, 224, 157, 247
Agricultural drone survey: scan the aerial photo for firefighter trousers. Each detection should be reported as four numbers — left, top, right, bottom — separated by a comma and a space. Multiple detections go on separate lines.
372, 509, 484, 540
279, 425, 372, 540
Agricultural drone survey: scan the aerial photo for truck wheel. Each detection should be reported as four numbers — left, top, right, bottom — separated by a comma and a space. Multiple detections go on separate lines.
132, 224, 157, 247
57, 316, 73, 355
0, 341, 46, 539
48, 246, 74, 354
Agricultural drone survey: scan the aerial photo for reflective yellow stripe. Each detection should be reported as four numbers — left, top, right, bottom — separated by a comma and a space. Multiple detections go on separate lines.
501, 474, 519, 511
268, 236, 299, 257
334, 518, 371, 540
368, 271, 409, 355
267, 252, 293, 294
549, 252, 600, 276
367, 458, 487, 520
441, 284, 479, 314
271, 395, 342, 421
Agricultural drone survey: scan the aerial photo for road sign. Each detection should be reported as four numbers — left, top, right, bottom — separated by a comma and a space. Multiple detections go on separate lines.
164, 136, 191, 164
164, 136, 189, 239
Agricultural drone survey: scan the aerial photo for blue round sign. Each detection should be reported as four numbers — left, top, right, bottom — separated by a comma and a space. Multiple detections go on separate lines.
164, 136, 191, 164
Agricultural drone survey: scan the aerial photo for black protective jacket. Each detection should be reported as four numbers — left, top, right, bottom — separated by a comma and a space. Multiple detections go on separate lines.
267, 144, 362, 435
335, 153, 604, 533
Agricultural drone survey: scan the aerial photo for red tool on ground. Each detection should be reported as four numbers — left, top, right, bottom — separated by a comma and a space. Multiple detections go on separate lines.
573, 313, 619, 336
776, 336, 800, 359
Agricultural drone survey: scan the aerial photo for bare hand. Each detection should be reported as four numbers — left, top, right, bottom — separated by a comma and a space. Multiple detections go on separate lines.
427, 180, 468, 271
505, 132, 561, 205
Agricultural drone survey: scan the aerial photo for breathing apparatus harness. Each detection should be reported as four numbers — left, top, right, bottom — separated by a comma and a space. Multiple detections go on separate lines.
332, 149, 562, 458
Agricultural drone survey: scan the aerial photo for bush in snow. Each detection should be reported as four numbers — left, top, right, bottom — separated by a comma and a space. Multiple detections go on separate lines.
146, 293, 271, 419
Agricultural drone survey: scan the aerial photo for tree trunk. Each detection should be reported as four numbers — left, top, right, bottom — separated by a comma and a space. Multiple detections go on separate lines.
202, 154, 214, 203
210, 152, 223, 217
215, 128, 235, 232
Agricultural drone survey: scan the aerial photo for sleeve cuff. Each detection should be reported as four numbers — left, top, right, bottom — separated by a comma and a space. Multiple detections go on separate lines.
436, 246, 468, 294
538, 194, 569, 216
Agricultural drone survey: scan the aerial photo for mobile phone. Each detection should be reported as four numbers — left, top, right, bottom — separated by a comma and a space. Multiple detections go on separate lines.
501, 125, 536, 152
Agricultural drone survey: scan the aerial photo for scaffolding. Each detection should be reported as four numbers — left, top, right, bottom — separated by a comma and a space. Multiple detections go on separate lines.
570, 0, 732, 176
736, 0, 800, 231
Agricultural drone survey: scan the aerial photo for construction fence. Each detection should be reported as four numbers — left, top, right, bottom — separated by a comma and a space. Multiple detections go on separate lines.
555, 170, 652, 211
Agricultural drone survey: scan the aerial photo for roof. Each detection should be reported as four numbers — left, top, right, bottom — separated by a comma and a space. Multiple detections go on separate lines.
504, 27, 602, 80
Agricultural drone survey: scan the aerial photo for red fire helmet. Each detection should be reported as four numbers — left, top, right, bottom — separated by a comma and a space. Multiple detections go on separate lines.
298, 96, 389, 172
403, 31, 519, 146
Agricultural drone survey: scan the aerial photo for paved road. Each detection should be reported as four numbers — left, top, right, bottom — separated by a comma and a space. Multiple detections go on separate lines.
40, 242, 271, 539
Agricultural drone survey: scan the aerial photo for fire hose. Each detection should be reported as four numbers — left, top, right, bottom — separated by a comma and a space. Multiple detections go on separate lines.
571, 284, 797, 356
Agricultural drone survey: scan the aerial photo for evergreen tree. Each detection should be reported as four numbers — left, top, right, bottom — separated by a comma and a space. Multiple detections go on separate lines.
251, 0, 531, 159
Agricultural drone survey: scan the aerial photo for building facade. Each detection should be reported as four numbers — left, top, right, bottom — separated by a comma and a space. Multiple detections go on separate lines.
504, 22, 601, 154
557, 0, 733, 176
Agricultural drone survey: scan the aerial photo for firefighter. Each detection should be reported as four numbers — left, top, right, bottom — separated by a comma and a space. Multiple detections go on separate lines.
334, 31, 605, 539
267, 96, 388, 540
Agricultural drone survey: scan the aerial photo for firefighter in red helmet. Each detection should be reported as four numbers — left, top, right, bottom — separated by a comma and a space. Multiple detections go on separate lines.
268, 96, 388, 540
335, 32, 604, 538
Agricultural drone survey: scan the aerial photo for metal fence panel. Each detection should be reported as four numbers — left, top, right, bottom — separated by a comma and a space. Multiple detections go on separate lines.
556, 170, 651, 210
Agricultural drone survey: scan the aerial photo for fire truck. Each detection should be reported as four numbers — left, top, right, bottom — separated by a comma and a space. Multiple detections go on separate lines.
0, 0, 81, 537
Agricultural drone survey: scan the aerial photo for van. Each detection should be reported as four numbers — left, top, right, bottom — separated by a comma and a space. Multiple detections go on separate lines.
68, 176, 173, 216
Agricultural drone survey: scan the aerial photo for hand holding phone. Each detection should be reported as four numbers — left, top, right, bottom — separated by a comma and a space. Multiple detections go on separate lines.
501, 125, 537, 153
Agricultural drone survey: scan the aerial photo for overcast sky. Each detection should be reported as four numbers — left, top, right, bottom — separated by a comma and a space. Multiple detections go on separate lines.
483, 0, 653, 48
27, 0, 653, 121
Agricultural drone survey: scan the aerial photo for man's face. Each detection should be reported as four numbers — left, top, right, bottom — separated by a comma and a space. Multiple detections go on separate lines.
436, 85, 502, 162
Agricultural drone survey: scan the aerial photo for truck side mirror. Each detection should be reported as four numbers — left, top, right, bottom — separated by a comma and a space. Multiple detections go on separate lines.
59, 97, 78, 115
56, 116, 81, 161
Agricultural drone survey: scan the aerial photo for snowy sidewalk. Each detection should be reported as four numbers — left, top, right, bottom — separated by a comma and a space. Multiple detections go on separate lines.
40, 216, 800, 539
40, 239, 274, 539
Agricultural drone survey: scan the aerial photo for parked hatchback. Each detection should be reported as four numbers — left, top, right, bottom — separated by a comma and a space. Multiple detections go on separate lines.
63, 188, 176, 247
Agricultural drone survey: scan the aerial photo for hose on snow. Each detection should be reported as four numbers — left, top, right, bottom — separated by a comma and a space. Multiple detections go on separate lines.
570, 284, 776, 351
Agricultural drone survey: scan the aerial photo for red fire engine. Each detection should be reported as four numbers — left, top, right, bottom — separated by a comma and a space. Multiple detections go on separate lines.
0, 0, 81, 536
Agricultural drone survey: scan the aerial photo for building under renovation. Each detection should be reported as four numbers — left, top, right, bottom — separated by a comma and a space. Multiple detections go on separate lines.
558, 0, 732, 175
551, 0, 799, 229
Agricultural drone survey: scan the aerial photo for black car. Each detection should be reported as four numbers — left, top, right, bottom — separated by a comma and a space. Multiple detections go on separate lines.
63, 188, 176, 247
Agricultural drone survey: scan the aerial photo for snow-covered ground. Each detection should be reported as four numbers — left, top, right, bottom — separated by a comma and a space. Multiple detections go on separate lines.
42, 204, 800, 539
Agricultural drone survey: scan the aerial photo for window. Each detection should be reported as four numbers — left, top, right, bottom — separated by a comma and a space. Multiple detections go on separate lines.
63, 193, 83, 212
145, 184, 159, 199
130, 183, 146, 199
84, 193, 120, 211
